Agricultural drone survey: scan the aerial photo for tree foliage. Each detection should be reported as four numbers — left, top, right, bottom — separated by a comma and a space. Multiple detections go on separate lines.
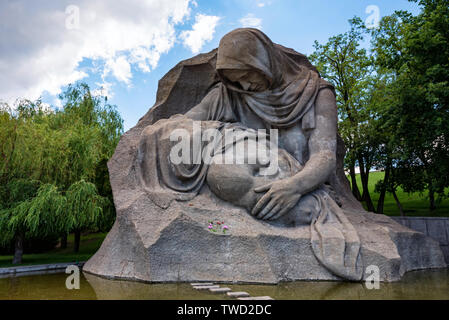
309, 17, 379, 212
310, 0, 449, 214
370, 0, 449, 211
0, 82, 123, 262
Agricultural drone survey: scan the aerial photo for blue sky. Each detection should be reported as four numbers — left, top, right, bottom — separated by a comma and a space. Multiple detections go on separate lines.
1, 0, 421, 131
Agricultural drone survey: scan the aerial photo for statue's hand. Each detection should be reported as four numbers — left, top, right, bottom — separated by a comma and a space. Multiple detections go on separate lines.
251, 178, 302, 221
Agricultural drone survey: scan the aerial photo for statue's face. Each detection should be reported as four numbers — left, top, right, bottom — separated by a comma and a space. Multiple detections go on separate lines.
221, 69, 269, 92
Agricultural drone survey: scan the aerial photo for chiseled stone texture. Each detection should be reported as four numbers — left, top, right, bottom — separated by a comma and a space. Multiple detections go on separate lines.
83, 49, 447, 284
83, 185, 446, 283
227, 292, 250, 297
209, 287, 231, 293
392, 217, 449, 265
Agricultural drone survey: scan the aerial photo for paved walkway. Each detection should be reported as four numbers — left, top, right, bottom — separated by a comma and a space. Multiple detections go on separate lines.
0, 261, 85, 276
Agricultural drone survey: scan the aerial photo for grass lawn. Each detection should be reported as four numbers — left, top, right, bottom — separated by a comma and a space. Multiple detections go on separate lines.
351, 171, 449, 217
0, 232, 106, 268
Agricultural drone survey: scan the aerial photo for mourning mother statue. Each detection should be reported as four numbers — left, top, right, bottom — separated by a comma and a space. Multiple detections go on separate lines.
83, 29, 447, 284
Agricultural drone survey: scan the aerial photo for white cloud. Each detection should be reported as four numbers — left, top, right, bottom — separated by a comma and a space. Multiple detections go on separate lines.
256, 1, 271, 8
239, 13, 263, 29
180, 14, 221, 54
53, 98, 63, 109
93, 81, 114, 99
0, 0, 194, 103
105, 56, 132, 85
40, 102, 54, 113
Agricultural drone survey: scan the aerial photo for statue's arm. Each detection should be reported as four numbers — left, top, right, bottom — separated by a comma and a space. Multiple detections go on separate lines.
251, 87, 337, 220
292, 87, 337, 194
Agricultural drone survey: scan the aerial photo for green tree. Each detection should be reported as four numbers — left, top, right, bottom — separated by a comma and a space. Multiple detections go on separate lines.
64, 180, 108, 253
309, 17, 379, 212
0, 100, 57, 263
54, 83, 123, 250
0, 83, 123, 263
370, 0, 449, 212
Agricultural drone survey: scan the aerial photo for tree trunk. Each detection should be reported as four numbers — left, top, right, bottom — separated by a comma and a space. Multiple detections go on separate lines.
74, 231, 81, 253
358, 156, 375, 212
12, 232, 24, 265
61, 234, 67, 249
376, 165, 391, 214
392, 189, 405, 216
349, 164, 362, 201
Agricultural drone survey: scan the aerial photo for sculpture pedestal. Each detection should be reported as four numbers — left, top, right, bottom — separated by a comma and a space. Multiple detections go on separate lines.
84, 187, 446, 283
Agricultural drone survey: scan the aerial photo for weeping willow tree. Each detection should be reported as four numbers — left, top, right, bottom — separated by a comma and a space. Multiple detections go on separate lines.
0, 101, 54, 264
0, 83, 123, 264
0, 182, 65, 264
0, 180, 108, 262
65, 180, 109, 253
58, 83, 122, 240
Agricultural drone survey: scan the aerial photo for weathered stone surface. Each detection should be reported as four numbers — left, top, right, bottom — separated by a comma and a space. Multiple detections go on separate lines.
83, 30, 447, 284
392, 217, 449, 263
191, 282, 214, 286
238, 296, 274, 300
392, 217, 409, 229
209, 287, 231, 293
409, 219, 427, 235
446, 220, 449, 243
227, 291, 250, 297
193, 285, 220, 290
441, 246, 449, 265
84, 185, 446, 283
427, 219, 448, 245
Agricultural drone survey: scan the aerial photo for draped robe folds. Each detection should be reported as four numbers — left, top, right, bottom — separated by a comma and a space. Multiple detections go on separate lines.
136, 28, 363, 281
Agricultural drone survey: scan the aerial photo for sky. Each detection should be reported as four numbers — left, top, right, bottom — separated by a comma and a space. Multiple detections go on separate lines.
0, 0, 421, 130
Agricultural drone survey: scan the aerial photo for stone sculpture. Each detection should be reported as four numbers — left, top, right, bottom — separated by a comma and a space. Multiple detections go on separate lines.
84, 28, 447, 283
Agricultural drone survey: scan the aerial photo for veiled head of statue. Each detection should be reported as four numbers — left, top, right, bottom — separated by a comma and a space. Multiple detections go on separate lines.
219, 69, 269, 92
216, 28, 280, 92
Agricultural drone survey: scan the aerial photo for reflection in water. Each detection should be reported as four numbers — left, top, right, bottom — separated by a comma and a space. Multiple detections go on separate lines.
0, 271, 97, 300
227, 269, 449, 300
83, 273, 228, 300
0, 269, 448, 300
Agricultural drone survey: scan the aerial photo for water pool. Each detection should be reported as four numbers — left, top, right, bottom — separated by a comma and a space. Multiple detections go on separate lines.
1, 269, 448, 300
